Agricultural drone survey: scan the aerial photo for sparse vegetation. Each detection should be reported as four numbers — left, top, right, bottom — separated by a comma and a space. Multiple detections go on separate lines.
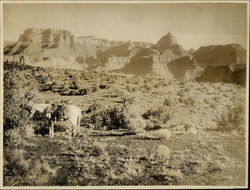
3, 62, 246, 186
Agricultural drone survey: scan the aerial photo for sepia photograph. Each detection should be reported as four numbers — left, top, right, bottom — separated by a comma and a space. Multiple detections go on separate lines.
0, 0, 249, 188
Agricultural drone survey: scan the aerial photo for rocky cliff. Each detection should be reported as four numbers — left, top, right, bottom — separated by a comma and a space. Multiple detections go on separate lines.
4, 28, 111, 58
193, 44, 246, 69
4, 28, 154, 70
4, 28, 246, 83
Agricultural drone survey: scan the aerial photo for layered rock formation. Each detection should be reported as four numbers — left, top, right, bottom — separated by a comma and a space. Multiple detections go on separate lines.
4, 28, 246, 83
4, 28, 153, 70
193, 44, 246, 68
117, 33, 193, 77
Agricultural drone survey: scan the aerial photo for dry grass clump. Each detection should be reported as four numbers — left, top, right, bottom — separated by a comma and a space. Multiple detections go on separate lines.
4, 148, 30, 178
143, 83, 152, 91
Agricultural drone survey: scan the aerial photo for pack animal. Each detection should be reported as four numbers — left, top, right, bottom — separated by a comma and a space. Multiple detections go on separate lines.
22, 103, 81, 138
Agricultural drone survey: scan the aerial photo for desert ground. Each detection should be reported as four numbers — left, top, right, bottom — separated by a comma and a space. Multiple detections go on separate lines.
3, 62, 246, 186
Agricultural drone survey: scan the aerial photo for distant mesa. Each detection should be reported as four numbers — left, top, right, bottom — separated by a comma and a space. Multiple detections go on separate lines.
4, 28, 247, 84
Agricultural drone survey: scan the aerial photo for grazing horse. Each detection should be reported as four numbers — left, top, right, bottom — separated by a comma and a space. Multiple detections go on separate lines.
54, 104, 82, 137
21, 103, 81, 138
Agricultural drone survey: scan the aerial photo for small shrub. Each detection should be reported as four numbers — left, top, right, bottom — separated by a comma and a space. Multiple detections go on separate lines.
203, 98, 210, 104
153, 83, 160, 88
143, 83, 151, 91
186, 96, 196, 106
4, 127, 22, 144
177, 90, 185, 97
92, 141, 108, 156
142, 106, 175, 129
184, 87, 190, 92
125, 84, 137, 93
91, 84, 99, 92
163, 98, 173, 107
121, 95, 136, 105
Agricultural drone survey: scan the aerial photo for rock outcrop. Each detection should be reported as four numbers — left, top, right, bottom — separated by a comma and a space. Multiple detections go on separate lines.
116, 48, 157, 75
196, 64, 246, 86
193, 44, 246, 69
167, 56, 197, 80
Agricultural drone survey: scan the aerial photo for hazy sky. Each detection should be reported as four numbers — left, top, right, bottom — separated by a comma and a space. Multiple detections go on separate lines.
3, 3, 247, 50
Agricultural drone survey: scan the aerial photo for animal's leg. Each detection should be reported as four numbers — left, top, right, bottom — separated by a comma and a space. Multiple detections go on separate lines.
73, 115, 81, 137
77, 115, 81, 136
51, 121, 55, 138
72, 125, 77, 137
48, 124, 51, 138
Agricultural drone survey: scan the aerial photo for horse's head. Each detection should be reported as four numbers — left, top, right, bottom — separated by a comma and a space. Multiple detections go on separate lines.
55, 105, 68, 121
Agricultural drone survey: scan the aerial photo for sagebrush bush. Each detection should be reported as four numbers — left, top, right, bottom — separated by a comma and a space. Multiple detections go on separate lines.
142, 105, 175, 130
4, 127, 22, 144
90, 105, 127, 130
89, 103, 145, 132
